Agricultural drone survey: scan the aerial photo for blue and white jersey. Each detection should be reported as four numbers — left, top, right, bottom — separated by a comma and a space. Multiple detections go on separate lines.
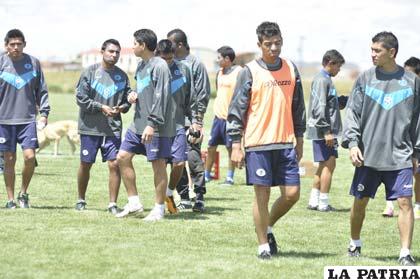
76, 63, 131, 136
0, 53, 49, 124
175, 54, 210, 125
307, 69, 342, 140
130, 56, 175, 137
169, 60, 193, 130
342, 66, 420, 171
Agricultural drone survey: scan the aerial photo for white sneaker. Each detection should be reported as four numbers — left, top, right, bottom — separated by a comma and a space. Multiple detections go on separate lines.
143, 208, 164, 222
115, 203, 144, 218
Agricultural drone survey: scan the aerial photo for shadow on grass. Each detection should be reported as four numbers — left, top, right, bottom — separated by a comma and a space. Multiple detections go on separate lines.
31, 205, 80, 210
165, 205, 240, 220
276, 250, 337, 259
369, 255, 399, 262
203, 197, 238, 202
33, 172, 62, 176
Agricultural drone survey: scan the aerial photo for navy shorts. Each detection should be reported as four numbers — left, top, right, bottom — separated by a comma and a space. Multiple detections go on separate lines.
171, 128, 188, 163
208, 117, 232, 148
245, 148, 300, 187
312, 139, 338, 162
0, 123, 38, 152
80, 135, 121, 163
350, 166, 413, 200
120, 129, 172, 161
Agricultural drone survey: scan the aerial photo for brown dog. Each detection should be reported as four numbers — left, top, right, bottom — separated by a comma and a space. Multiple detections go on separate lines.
37, 120, 80, 156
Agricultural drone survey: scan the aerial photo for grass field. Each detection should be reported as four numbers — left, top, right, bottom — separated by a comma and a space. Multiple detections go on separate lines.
0, 87, 418, 279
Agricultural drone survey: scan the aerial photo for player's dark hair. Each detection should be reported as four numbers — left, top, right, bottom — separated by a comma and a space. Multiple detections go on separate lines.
156, 39, 174, 55
133, 29, 157, 51
256, 22, 282, 43
4, 29, 25, 44
217, 46, 235, 62
167, 28, 190, 51
322, 49, 345, 66
404, 56, 420, 75
101, 39, 121, 51
372, 31, 399, 58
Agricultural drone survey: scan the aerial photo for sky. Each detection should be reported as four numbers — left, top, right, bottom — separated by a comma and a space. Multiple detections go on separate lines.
1, 0, 419, 69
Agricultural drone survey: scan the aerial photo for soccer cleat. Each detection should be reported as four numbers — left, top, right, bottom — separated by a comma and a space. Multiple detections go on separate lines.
0, 167, 3, 175
267, 233, 278, 256
115, 203, 144, 218
5, 200, 17, 209
75, 201, 87, 211
204, 176, 212, 183
399, 255, 416, 266
307, 205, 318, 211
221, 178, 234, 186
107, 205, 121, 215
382, 207, 394, 217
318, 205, 336, 212
17, 192, 30, 208
192, 200, 205, 213
348, 245, 361, 257
165, 196, 178, 214
177, 200, 193, 211
258, 250, 272, 260
143, 208, 164, 222
414, 208, 420, 220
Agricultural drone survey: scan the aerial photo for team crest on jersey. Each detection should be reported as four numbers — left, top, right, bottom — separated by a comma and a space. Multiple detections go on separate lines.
114, 74, 121, 81
256, 168, 266, 177
399, 79, 408, 86
24, 63, 32, 70
0, 137, 6, 144
174, 69, 180, 76
94, 70, 102, 80
357, 184, 365, 192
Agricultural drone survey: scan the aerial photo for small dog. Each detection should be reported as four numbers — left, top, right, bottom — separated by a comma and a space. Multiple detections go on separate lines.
37, 120, 80, 156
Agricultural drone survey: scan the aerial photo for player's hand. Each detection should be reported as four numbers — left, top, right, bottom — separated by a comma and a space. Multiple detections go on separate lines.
324, 133, 334, 148
141, 126, 154, 144
111, 105, 124, 116
231, 143, 245, 169
101, 105, 114, 117
127, 92, 138, 104
191, 122, 202, 133
295, 137, 303, 163
37, 116, 48, 130
349, 146, 364, 167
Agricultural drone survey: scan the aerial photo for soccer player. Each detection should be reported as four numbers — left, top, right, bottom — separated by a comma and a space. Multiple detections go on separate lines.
167, 29, 211, 213
227, 22, 306, 260
342, 32, 419, 266
382, 56, 420, 218
155, 39, 193, 214
204, 46, 241, 185
116, 29, 175, 221
307, 50, 345, 212
75, 39, 131, 214
0, 29, 50, 209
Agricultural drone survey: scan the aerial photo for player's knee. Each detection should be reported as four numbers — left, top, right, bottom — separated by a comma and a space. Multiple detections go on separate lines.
285, 190, 300, 204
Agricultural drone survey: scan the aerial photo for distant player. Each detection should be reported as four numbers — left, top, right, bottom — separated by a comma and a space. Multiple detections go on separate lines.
155, 39, 193, 214
0, 29, 50, 209
204, 46, 241, 185
342, 32, 419, 266
307, 49, 345, 212
227, 22, 306, 259
116, 29, 175, 221
75, 39, 131, 214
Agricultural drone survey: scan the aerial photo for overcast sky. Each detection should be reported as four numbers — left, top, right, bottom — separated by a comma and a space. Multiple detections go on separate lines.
1, 0, 419, 69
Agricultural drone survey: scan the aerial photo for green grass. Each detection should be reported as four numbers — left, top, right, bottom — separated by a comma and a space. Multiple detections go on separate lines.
0, 91, 418, 279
